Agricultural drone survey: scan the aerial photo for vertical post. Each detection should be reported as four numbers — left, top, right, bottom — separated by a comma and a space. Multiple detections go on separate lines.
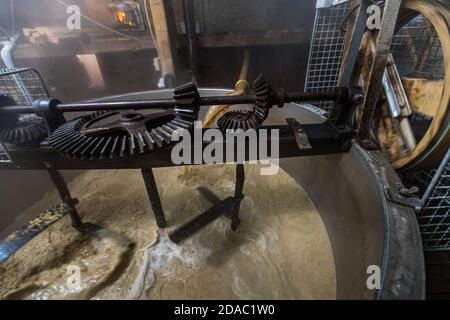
182, 0, 199, 83
231, 164, 245, 231
141, 168, 167, 228
47, 168, 82, 229
357, 0, 402, 143
329, 0, 369, 124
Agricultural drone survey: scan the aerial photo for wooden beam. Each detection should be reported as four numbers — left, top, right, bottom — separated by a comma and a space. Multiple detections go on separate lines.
402, 77, 444, 118
14, 37, 155, 59
178, 30, 310, 48
148, 0, 176, 82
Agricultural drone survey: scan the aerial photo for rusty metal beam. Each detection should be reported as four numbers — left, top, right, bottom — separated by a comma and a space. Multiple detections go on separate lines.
357, 0, 402, 144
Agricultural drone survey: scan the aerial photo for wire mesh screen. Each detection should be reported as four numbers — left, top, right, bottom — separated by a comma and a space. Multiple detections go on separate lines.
304, 1, 351, 114
391, 16, 444, 80
390, 14, 444, 141
391, 14, 449, 251
412, 150, 450, 251
0, 68, 49, 105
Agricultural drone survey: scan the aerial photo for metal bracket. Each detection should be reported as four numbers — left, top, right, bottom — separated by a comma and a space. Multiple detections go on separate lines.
384, 183, 422, 209
286, 118, 312, 150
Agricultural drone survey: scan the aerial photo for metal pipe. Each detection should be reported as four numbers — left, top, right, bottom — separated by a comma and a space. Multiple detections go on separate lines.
421, 148, 450, 204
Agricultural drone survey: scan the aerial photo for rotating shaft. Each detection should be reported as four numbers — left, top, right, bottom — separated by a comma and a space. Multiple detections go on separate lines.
0, 87, 358, 115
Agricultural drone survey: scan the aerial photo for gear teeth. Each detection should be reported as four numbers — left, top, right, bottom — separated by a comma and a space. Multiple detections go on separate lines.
99, 137, 112, 159
110, 137, 120, 159
144, 131, 155, 151
253, 74, 273, 109
91, 137, 105, 158
136, 132, 145, 153
49, 109, 197, 159
151, 129, 163, 147
174, 82, 200, 121
129, 135, 135, 156
0, 115, 48, 146
216, 107, 268, 131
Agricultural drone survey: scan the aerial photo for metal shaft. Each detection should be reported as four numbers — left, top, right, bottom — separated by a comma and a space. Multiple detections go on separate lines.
0, 89, 344, 114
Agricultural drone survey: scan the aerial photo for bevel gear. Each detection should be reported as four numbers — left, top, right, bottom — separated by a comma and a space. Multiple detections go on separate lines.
49, 110, 194, 159
216, 74, 272, 131
0, 92, 48, 146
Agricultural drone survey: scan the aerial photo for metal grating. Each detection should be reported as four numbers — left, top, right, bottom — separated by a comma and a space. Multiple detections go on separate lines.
391, 15, 449, 251
304, 1, 351, 114
391, 15, 444, 80
413, 149, 450, 251
390, 15, 444, 141
0, 68, 49, 105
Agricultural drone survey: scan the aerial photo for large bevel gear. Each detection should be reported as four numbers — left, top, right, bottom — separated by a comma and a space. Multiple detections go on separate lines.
49, 110, 194, 159
49, 82, 200, 159
0, 92, 48, 146
216, 74, 272, 131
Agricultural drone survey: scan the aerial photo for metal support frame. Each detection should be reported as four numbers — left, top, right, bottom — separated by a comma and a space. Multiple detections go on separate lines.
231, 164, 245, 231
357, 0, 402, 144
329, 0, 370, 124
1, 123, 351, 170
141, 168, 167, 228
46, 167, 82, 229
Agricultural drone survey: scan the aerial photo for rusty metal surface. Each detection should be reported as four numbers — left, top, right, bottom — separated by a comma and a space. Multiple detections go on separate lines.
357, 0, 403, 141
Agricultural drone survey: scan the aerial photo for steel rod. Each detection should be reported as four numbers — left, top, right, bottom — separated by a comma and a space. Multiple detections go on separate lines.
0, 90, 343, 114
141, 168, 167, 228
47, 167, 82, 229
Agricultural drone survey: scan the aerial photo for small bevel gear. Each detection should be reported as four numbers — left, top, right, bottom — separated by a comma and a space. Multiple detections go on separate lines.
253, 73, 274, 109
0, 114, 48, 146
216, 108, 268, 131
0, 92, 48, 146
174, 81, 200, 121
216, 74, 272, 131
